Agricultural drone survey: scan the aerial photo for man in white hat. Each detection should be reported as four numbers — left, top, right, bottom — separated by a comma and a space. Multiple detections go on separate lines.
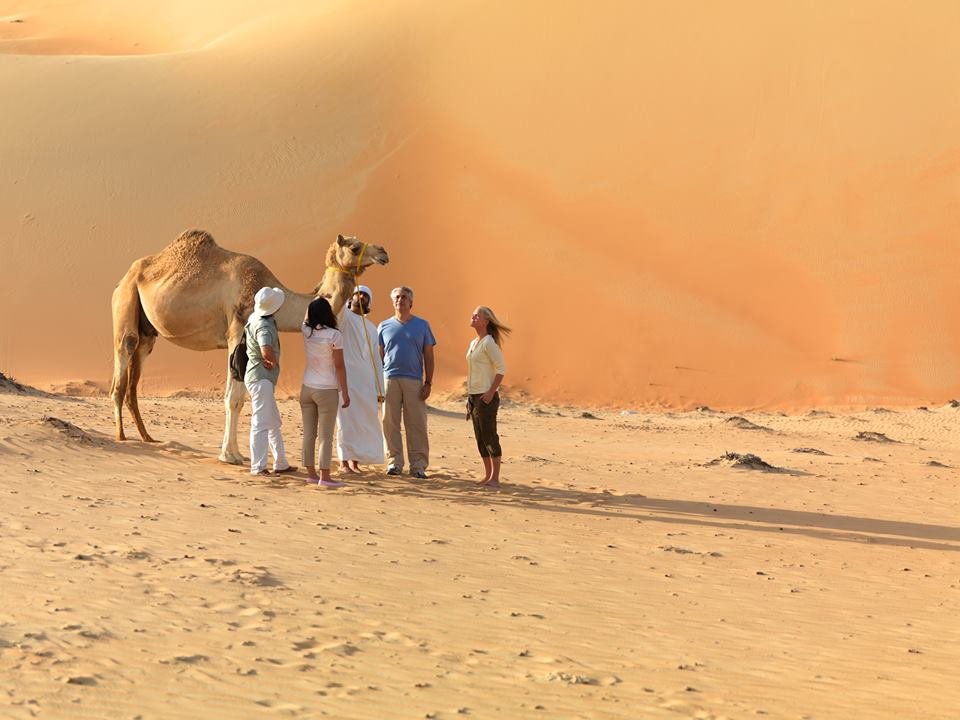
336, 285, 385, 473
244, 287, 296, 476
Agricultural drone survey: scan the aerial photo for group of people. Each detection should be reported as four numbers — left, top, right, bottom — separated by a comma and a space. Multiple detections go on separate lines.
241, 283, 512, 488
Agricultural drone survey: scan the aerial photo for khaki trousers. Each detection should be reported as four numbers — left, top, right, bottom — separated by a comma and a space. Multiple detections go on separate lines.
300, 385, 340, 470
381, 376, 429, 473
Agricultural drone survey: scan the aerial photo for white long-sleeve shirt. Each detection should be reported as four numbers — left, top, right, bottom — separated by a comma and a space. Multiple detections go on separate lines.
466, 335, 506, 394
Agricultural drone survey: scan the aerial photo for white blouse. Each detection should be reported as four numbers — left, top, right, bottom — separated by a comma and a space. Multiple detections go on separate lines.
466, 335, 506, 394
302, 326, 343, 390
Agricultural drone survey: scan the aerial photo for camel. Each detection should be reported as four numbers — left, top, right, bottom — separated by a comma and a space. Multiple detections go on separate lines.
110, 229, 389, 464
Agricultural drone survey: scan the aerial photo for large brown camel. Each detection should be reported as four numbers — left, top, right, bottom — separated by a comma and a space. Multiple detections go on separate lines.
110, 229, 389, 464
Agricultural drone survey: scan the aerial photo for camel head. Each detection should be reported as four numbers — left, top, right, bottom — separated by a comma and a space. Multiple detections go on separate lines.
327, 234, 389, 275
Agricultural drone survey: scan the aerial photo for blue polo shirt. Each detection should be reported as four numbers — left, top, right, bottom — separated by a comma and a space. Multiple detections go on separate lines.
378, 316, 436, 380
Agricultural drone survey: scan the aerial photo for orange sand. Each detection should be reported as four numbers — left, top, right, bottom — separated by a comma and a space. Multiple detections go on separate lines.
2, 1, 960, 409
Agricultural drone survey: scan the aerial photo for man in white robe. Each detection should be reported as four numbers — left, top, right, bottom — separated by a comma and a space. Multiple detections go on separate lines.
336, 285, 385, 472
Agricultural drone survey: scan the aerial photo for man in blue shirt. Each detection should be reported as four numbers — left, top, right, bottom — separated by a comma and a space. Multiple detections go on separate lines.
378, 285, 436, 479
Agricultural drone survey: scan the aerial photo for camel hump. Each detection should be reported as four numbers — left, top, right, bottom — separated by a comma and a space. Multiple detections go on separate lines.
173, 229, 217, 249
142, 229, 224, 283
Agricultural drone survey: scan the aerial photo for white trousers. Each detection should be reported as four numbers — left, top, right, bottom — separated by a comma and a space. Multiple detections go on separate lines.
246, 379, 290, 474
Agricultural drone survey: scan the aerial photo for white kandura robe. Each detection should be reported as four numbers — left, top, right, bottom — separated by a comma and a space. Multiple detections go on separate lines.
336, 306, 385, 464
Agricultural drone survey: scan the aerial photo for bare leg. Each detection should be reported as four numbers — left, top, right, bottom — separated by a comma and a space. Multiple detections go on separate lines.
487, 457, 502, 486
478, 456, 492, 483
318, 467, 344, 487
349, 460, 361, 472
306, 465, 319, 482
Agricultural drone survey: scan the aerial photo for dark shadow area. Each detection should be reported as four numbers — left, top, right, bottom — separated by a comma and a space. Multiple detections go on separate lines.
300, 472, 960, 552
426, 405, 468, 419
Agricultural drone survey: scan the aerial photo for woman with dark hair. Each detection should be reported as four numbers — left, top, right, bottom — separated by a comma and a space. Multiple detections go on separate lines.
466, 306, 511, 487
301, 297, 350, 486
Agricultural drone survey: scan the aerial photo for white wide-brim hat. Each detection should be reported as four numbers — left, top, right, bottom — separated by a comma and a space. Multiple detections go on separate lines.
254, 287, 285, 316
353, 284, 373, 302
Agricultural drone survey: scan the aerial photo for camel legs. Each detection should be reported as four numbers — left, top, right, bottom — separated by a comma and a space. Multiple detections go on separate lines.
219, 329, 248, 465
110, 332, 137, 441
125, 334, 157, 442
111, 277, 143, 441
111, 273, 159, 442
219, 374, 247, 464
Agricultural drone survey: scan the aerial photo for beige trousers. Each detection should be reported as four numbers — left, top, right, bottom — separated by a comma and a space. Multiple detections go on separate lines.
300, 385, 340, 470
381, 376, 429, 473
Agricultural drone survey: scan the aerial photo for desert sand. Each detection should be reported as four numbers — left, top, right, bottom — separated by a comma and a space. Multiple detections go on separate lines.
3, 1, 960, 718
2, 378, 960, 718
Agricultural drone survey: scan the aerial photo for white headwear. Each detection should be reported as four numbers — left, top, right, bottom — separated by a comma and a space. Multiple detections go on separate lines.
253, 287, 285, 317
353, 285, 373, 302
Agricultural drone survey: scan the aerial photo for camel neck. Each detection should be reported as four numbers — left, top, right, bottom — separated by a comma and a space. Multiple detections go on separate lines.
318, 267, 360, 317
272, 288, 317, 332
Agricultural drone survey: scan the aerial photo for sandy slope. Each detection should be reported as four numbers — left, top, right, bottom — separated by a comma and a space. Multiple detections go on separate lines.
3, 1, 960, 408
2, 384, 959, 718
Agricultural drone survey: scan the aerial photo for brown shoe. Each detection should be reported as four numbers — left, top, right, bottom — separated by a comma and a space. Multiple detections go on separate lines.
274, 465, 298, 475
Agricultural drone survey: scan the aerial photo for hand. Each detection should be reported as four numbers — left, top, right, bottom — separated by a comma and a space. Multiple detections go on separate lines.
482, 390, 495, 404
341, 393, 351, 409
263, 359, 275, 370
419, 382, 432, 401
377, 395, 384, 404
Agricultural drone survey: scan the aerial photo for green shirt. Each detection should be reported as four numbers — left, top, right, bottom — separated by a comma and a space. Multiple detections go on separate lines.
244, 315, 281, 385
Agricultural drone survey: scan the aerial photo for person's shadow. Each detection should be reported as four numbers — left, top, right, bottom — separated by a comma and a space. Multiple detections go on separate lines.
333, 471, 960, 552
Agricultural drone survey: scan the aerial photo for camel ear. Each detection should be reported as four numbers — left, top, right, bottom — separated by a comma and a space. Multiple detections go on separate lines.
337, 234, 347, 246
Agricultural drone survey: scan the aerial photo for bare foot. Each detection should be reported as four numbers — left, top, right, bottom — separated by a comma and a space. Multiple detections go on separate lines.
340, 463, 357, 475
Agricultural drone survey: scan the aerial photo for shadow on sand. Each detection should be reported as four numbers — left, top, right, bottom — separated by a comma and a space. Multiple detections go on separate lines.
223, 467, 960, 553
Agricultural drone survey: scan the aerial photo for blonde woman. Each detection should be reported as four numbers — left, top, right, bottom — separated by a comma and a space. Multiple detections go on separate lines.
466, 306, 511, 487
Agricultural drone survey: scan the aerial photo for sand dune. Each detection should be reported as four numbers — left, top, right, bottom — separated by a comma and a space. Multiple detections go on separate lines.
3, 386, 960, 717
3, 1, 960, 408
